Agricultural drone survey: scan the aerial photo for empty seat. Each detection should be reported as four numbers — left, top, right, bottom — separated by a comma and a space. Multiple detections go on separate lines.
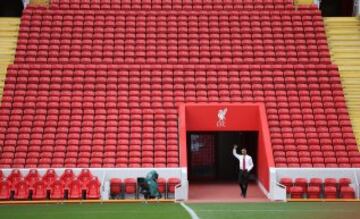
68, 180, 82, 199
324, 186, 337, 199
25, 169, 41, 188
340, 186, 355, 199
14, 181, 29, 200
50, 180, 65, 200
7, 169, 22, 189
86, 177, 101, 199
42, 169, 58, 189
110, 178, 122, 197
309, 178, 322, 189
294, 178, 308, 193
78, 169, 93, 188
32, 181, 47, 200
0, 181, 11, 200
279, 177, 293, 193
124, 178, 136, 196
289, 186, 304, 199
60, 169, 75, 188
307, 186, 321, 199
167, 177, 180, 197
338, 178, 351, 189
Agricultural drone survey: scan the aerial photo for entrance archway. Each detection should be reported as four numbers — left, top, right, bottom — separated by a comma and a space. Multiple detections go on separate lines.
178, 103, 275, 200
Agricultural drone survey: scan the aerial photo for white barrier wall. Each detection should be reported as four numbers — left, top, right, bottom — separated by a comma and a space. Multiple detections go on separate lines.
270, 168, 360, 201
1, 167, 188, 201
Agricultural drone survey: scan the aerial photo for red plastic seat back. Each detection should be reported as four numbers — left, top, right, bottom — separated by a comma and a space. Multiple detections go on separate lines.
50, 180, 64, 199
157, 177, 166, 193
7, 169, 22, 186
0, 181, 11, 200
87, 177, 101, 198
167, 178, 181, 193
33, 181, 47, 198
60, 169, 75, 187
78, 169, 93, 187
124, 178, 136, 194
69, 180, 82, 199
25, 169, 40, 187
110, 178, 122, 195
15, 181, 29, 199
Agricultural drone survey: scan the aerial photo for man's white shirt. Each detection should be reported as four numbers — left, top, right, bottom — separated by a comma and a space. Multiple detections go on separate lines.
232, 148, 254, 171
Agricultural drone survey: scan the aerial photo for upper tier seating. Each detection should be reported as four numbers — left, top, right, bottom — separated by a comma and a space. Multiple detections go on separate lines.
15, 8, 330, 65
49, 0, 296, 10
0, 64, 360, 168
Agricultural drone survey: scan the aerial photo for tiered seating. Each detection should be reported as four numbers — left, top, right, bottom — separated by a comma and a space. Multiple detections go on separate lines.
0, 0, 359, 170
0, 169, 101, 200
280, 177, 355, 199
0, 64, 360, 168
15, 9, 331, 65
49, 0, 295, 10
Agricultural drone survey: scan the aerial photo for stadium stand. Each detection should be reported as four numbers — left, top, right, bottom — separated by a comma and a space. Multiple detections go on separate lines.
0, 0, 359, 202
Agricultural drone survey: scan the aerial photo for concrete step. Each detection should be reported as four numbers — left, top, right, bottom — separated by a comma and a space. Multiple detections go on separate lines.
327, 35, 360, 41
339, 66, 360, 71
328, 41, 360, 46
324, 17, 360, 23
294, 0, 313, 5
326, 29, 360, 35
333, 59, 360, 65
331, 53, 360, 59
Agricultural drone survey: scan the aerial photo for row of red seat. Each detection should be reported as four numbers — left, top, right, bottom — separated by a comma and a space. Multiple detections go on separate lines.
280, 177, 356, 199
50, 0, 294, 7
0, 169, 100, 200
110, 177, 180, 198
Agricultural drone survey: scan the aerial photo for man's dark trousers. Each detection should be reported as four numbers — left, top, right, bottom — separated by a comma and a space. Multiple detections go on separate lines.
238, 169, 249, 197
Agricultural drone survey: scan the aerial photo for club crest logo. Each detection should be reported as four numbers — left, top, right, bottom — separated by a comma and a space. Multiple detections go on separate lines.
216, 108, 228, 127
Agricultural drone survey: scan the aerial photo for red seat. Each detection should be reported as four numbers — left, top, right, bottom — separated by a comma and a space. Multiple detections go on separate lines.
60, 169, 75, 188
307, 186, 321, 199
50, 180, 65, 200
14, 181, 29, 200
294, 178, 308, 193
110, 178, 122, 196
309, 178, 322, 189
157, 177, 166, 194
339, 178, 351, 189
289, 186, 304, 199
324, 178, 337, 188
279, 177, 293, 193
42, 169, 58, 189
78, 169, 93, 188
0, 181, 11, 200
86, 177, 101, 199
68, 180, 82, 199
324, 185, 338, 199
25, 169, 41, 189
32, 181, 47, 200
340, 186, 355, 199
7, 169, 22, 189
167, 177, 180, 193
124, 178, 136, 194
